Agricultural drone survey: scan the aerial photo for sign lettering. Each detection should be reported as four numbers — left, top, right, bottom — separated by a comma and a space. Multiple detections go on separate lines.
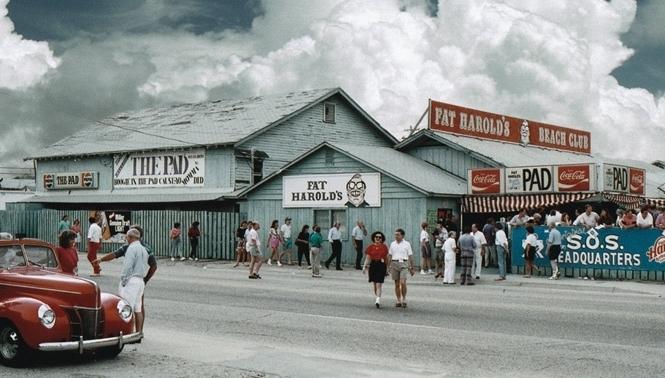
114, 149, 205, 188
283, 173, 381, 208
43, 172, 98, 190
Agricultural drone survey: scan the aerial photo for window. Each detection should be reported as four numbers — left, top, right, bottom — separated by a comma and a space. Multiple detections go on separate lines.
251, 159, 263, 185
0, 246, 25, 269
24, 246, 59, 268
325, 149, 335, 167
323, 102, 336, 123
313, 209, 347, 240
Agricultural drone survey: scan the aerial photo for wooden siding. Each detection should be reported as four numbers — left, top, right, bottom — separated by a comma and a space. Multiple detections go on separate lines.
405, 145, 492, 178
236, 94, 394, 186
0, 209, 238, 259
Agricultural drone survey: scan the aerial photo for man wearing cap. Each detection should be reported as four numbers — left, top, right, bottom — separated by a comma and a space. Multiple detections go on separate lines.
119, 228, 149, 333
279, 217, 293, 265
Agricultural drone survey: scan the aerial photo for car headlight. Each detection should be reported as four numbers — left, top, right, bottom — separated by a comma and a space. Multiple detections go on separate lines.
38, 304, 56, 329
117, 300, 133, 323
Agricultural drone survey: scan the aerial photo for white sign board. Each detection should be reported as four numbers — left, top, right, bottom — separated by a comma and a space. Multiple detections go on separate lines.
43, 171, 98, 190
505, 166, 554, 193
283, 173, 381, 208
113, 149, 205, 188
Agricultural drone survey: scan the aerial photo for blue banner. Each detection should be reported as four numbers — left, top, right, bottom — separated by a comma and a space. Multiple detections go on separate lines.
511, 226, 665, 271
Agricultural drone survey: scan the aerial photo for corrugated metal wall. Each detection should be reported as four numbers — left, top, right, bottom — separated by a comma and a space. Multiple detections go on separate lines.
0, 209, 238, 259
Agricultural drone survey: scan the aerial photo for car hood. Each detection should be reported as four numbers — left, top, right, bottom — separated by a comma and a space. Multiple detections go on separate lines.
1, 267, 100, 308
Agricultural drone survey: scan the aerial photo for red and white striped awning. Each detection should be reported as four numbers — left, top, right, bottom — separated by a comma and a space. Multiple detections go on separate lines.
462, 193, 595, 213
644, 197, 665, 208
602, 193, 642, 210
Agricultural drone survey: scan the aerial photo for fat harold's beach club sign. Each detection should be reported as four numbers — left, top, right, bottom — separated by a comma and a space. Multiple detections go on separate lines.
429, 100, 591, 154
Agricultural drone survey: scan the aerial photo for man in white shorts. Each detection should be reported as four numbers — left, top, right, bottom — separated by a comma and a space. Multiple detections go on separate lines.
247, 221, 263, 279
119, 228, 149, 333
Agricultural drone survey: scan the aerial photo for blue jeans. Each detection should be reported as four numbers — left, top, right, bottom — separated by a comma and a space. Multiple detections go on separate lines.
496, 245, 506, 278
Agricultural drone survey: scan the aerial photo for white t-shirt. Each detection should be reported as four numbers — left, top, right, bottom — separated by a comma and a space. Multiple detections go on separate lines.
495, 229, 508, 248
472, 230, 487, 251
526, 233, 538, 247
248, 228, 260, 247
443, 238, 456, 255
419, 230, 429, 243
244, 228, 251, 244
389, 240, 413, 261
87, 223, 102, 243
280, 224, 292, 239
546, 211, 562, 226
636, 212, 654, 229
573, 212, 599, 228
351, 226, 365, 241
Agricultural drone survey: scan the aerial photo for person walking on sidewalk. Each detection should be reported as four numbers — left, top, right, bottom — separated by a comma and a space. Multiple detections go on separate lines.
87, 216, 102, 277
309, 225, 323, 278
267, 220, 281, 266
386, 228, 415, 308
442, 231, 457, 284
188, 221, 201, 261
295, 224, 311, 268
471, 223, 487, 279
419, 222, 433, 275
523, 226, 539, 277
494, 223, 508, 281
233, 221, 248, 267
458, 227, 477, 285
169, 222, 182, 262
247, 221, 263, 279
546, 222, 562, 280
352, 220, 367, 270
325, 222, 343, 270
362, 231, 388, 308
279, 217, 294, 265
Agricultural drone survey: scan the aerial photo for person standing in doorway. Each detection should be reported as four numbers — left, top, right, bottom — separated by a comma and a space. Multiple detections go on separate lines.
352, 220, 367, 270
386, 228, 415, 308
482, 218, 496, 268
87, 216, 102, 277
325, 222, 343, 270
362, 231, 388, 308
188, 221, 201, 261
494, 223, 508, 281
458, 227, 477, 285
267, 220, 281, 266
279, 217, 294, 265
58, 214, 71, 237
419, 222, 433, 275
295, 224, 311, 268
169, 222, 182, 262
546, 222, 562, 280
442, 231, 457, 284
309, 225, 323, 278
471, 223, 487, 280
247, 221, 263, 279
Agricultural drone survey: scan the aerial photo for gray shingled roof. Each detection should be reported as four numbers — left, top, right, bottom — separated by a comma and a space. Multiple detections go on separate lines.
29, 88, 343, 160
399, 130, 665, 198
22, 188, 239, 204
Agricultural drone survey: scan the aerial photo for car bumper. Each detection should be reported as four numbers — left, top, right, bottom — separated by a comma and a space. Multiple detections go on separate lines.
38, 331, 143, 353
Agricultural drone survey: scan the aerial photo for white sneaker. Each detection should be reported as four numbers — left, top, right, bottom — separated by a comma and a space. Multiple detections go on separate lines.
427, 269, 433, 274
277, 261, 282, 267
188, 257, 193, 261
548, 276, 555, 280
267, 259, 272, 265
194, 258, 199, 261
307, 265, 312, 269
170, 257, 175, 262
180, 257, 186, 261
375, 297, 380, 308
420, 270, 426, 275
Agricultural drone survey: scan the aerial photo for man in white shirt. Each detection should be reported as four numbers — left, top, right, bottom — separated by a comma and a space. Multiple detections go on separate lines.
247, 221, 263, 279
325, 222, 343, 270
87, 216, 103, 276
471, 223, 487, 279
442, 231, 457, 284
573, 204, 600, 229
636, 206, 654, 229
351, 220, 367, 270
386, 228, 414, 308
279, 217, 293, 265
419, 222, 433, 275
118, 228, 149, 333
509, 208, 529, 227
494, 223, 509, 281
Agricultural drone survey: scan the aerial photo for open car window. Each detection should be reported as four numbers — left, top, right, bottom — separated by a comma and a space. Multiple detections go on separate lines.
0, 246, 26, 269
23, 246, 59, 268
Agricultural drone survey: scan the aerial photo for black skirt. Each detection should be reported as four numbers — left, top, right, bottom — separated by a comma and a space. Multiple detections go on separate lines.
368, 260, 387, 283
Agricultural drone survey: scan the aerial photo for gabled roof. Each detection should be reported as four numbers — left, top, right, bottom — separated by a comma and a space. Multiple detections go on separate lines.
238, 142, 466, 198
398, 129, 665, 198
28, 88, 396, 160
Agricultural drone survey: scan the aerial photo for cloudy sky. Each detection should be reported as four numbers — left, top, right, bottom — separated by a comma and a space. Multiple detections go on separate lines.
1, 0, 664, 176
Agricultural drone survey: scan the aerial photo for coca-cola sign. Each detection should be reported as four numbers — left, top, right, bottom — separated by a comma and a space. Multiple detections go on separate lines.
629, 168, 646, 195
468, 169, 502, 194
555, 164, 594, 192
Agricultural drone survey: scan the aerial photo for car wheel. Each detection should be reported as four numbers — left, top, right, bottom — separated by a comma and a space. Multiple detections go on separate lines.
95, 345, 123, 359
0, 323, 29, 367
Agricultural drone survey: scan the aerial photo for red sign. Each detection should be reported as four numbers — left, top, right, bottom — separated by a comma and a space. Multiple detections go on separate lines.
555, 164, 593, 192
629, 168, 646, 195
648, 237, 665, 263
429, 100, 591, 154
468, 168, 502, 194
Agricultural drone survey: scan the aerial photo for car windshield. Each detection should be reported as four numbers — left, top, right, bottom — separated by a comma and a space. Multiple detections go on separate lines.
24, 246, 59, 268
0, 245, 27, 269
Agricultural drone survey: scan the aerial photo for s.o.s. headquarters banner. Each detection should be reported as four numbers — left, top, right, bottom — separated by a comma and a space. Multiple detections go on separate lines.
511, 226, 665, 271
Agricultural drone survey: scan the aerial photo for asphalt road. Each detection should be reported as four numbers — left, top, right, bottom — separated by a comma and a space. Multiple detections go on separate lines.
5, 256, 665, 377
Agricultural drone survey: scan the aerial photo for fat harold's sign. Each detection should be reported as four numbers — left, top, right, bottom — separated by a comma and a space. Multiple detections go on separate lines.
113, 149, 205, 189
283, 173, 381, 208
429, 100, 591, 154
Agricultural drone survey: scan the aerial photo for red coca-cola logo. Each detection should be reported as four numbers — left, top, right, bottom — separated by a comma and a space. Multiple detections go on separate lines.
557, 165, 590, 191
470, 169, 501, 194
629, 168, 645, 195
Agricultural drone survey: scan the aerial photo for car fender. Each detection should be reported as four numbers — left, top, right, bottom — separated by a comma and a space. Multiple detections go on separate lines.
100, 293, 134, 337
0, 297, 70, 349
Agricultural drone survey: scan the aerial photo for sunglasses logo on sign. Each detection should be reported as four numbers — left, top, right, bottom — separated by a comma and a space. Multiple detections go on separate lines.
647, 237, 665, 263
345, 174, 369, 208
519, 120, 530, 147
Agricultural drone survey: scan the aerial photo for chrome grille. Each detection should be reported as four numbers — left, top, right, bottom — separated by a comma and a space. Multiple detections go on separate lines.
64, 307, 105, 340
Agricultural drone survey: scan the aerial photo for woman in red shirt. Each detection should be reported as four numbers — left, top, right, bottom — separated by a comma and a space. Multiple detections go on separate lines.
362, 231, 388, 308
56, 230, 79, 275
